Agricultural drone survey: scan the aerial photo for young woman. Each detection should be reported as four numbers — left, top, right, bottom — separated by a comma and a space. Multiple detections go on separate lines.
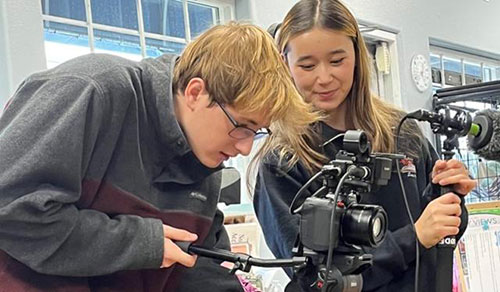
253, 1, 476, 291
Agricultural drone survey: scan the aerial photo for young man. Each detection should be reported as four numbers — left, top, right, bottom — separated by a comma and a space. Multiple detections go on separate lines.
0, 22, 318, 291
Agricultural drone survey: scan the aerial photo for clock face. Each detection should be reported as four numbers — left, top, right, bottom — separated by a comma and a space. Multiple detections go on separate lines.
411, 54, 431, 92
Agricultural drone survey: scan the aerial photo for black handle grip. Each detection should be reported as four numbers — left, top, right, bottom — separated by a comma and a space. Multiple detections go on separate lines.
436, 248, 454, 292
435, 185, 458, 292
438, 185, 458, 248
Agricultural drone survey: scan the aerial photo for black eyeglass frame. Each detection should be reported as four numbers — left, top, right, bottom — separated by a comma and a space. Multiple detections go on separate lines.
215, 100, 272, 140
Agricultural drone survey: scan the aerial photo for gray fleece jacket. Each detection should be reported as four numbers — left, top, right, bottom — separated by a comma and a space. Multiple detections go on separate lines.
0, 54, 241, 291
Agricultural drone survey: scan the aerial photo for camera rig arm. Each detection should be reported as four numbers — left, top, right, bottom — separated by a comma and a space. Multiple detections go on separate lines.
176, 241, 308, 274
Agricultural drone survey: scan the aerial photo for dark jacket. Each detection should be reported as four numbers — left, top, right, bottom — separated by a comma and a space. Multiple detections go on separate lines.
0, 54, 242, 291
254, 122, 467, 292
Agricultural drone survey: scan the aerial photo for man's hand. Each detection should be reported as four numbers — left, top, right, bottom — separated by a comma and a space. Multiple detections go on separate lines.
161, 225, 198, 268
415, 193, 462, 248
432, 159, 477, 195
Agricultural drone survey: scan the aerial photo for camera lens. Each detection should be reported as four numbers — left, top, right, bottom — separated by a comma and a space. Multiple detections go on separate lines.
372, 217, 382, 237
341, 204, 388, 247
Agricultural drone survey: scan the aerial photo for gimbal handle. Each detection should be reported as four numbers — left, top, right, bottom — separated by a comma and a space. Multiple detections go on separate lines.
176, 241, 308, 274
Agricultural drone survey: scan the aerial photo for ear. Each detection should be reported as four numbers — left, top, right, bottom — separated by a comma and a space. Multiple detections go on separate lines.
183, 77, 207, 111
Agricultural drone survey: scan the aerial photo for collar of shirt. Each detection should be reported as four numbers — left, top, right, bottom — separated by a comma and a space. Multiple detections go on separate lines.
140, 54, 190, 161
153, 152, 223, 184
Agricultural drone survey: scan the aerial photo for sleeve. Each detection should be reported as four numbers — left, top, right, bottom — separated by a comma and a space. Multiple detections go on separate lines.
0, 76, 164, 277
253, 160, 306, 278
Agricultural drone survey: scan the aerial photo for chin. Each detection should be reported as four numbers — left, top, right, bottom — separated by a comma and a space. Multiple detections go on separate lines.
200, 157, 222, 169
315, 103, 341, 112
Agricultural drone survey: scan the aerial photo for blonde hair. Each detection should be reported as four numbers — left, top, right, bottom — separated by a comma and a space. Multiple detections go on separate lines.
276, 0, 421, 171
174, 21, 324, 171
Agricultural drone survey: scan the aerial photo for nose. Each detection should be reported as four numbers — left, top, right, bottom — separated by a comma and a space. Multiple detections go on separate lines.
234, 137, 254, 156
316, 63, 334, 85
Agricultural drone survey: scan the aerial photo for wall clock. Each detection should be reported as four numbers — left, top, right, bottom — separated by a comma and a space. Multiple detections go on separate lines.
411, 54, 431, 92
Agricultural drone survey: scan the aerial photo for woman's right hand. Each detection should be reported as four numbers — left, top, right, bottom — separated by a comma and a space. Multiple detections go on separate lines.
161, 224, 198, 268
414, 193, 462, 249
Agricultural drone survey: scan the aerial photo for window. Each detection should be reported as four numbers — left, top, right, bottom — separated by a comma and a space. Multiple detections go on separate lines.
430, 46, 500, 89
41, 0, 235, 67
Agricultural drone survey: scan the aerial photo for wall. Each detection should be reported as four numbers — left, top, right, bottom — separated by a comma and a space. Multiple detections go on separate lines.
237, 0, 500, 112
3, 0, 499, 112
0, 0, 46, 109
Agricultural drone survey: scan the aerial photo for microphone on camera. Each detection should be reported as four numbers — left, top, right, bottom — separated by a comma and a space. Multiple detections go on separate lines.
406, 108, 500, 162
467, 109, 500, 162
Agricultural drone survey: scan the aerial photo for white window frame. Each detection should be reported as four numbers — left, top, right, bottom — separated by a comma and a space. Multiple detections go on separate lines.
430, 46, 500, 89
41, 0, 235, 59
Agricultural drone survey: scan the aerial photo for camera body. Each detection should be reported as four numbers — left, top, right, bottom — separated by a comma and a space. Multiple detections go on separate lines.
293, 130, 403, 291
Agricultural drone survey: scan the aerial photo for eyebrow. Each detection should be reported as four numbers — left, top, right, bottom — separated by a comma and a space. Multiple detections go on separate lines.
242, 118, 258, 126
296, 49, 347, 63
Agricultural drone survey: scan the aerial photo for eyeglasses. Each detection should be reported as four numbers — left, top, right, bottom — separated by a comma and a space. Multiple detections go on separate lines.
215, 100, 272, 140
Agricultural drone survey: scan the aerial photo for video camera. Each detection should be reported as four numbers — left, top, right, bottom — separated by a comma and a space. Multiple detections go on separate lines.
290, 130, 404, 292
176, 130, 404, 292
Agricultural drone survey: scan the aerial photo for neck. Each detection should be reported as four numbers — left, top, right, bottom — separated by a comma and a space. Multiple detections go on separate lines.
324, 100, 348, 131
